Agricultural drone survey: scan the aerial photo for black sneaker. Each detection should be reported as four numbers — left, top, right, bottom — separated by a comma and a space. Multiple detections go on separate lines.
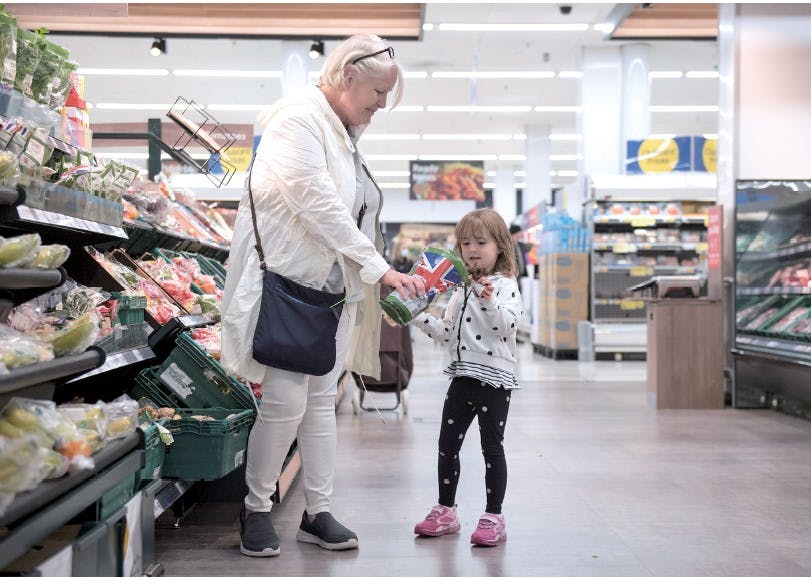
239, 505, 280, 557
296, 511, 359, 550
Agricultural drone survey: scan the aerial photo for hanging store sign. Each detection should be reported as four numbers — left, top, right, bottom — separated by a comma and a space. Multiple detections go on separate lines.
409, 160, 485, 201
625, 136, 691, 174
692, 136, 717, 173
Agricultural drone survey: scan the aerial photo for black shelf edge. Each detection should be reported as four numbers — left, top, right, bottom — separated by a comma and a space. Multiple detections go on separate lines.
732, 344, 811, 367
739, 241, 811, 262
0, 205, 128, 243
0, 267, 65, 290
0, 347, 106, 394
0, 433, 141, 569
66, 345, 155, 384
0, 185, 23, 207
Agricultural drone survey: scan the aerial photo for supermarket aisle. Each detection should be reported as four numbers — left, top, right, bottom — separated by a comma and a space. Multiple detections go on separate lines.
154, 330, 811, 577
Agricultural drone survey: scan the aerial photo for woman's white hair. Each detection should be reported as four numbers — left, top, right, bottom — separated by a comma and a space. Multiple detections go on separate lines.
320, 34, 404, 107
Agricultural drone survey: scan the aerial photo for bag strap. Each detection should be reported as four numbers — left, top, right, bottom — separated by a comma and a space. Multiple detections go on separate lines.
245, 159, 267, 271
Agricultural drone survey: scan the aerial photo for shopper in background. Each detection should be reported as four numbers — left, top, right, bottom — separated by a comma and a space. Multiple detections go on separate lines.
509, 223, 529, 278
221, 34, 425, 558
411, 208, 523, 547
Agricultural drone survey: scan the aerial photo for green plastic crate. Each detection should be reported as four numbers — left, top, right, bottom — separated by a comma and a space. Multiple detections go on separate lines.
154, 332, 255, 411
131, 368, 179, 408
99, 471, 136, 519
161, 408, 253, 481
134, 417, 168, 487
183, 252, 227, 288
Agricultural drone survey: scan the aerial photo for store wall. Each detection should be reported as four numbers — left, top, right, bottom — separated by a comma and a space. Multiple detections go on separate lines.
737, 4, 811, 179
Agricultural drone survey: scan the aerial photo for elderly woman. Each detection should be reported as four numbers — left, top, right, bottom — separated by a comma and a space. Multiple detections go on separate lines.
221, 34, 424, 558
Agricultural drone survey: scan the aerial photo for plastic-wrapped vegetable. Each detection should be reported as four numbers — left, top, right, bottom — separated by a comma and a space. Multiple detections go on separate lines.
0, 324, 54, 371
23, 244, 70, 270
48, 311, 100, 357
57, 402, 108, 453
14, 28, 39, 98
0, 233, 41, 268
0, 150, 20, 186
0, 436, 44, 510
104, 394, 139, 440
31, 37, 68, 106
48, 59, 77, 110
0, 12, 16, 87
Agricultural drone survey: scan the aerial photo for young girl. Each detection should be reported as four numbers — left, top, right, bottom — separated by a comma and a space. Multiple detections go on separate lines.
412, 208, 522, 547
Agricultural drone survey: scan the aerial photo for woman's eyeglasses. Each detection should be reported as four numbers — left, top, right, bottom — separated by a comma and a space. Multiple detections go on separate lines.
351, 46, 395, 65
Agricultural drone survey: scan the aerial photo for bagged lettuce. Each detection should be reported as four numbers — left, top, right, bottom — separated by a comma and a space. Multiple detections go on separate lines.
0, 233, 41, 268
24, 244, 70, 269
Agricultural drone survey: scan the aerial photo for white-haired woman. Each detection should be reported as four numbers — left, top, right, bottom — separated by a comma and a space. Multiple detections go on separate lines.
221, 34, 424, 557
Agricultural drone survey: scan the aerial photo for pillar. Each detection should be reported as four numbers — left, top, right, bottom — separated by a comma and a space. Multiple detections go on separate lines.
524, 124, 551, 211
620, 43, 651, 164
493, 169, 516, 225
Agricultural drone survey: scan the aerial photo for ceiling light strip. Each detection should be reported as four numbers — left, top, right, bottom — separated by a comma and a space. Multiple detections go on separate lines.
432, 71, 555, 79
174, 69, 282, 78
79, 68, 169, 76
423, 134, 514, 141
438, 23, 590, 32
650, 105, 718, 112
426, 105, 532, 113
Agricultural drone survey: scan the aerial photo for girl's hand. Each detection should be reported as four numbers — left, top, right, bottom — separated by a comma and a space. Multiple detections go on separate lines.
473, 276, 494, 301
380, 268, 426, 300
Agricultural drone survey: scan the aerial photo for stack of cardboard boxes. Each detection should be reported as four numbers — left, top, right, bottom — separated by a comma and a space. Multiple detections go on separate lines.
534, 253, 589, 353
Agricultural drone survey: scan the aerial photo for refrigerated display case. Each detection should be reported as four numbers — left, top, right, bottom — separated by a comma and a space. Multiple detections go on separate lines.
732, 180, 811, 416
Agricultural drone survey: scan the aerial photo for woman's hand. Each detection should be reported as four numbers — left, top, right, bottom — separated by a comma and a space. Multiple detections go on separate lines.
380, 269, 426, 300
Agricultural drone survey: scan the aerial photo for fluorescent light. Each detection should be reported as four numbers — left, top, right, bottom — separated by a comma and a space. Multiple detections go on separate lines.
593, 22, 615, 34
94, 103, 173, 110
174, 69, 282, 78
514, 170, 526, 177
377, 182, 410, 189
423, 23, 434, 31
419, 154, 497, 161
558, 71, 583, 79
426, 105, 532, 113
384, 105, 425, 112
438, 23, 589, 32
649, 71, 684, 79
423, 133, 514, 141
363, 133, 420, 141
550, 170, 557, 176
685, 70, 719, 79
78, 68, 169, 76
371, 170, 410, 177
432, 71, 555, 79
650, 105, 718, 112
498, 154, 526, 161
513, 134, 526, 140
486, 171, 496, 177
703, 134, 718, 139
550, 133, 582, 141
550, 154, 579, 161
405, 71, 429, 79
556, 170, 579, 177
207, 104, 269, 111
365, 154, 419, 161
534, 106, 580, 112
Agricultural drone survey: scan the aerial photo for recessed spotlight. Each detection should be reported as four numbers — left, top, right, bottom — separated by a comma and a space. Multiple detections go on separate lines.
309, 41, 324, 60
150, 38, 166, 57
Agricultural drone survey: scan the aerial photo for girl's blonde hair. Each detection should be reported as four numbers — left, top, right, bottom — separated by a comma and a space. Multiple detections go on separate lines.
320, 34, 404, 107
454, 209, 518, 277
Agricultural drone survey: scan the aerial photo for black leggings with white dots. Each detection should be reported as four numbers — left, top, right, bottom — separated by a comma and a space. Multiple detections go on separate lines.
436, 376, 512, 515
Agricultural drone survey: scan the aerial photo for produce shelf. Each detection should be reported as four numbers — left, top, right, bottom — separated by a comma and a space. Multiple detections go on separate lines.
0, 204, 127, 243
0, 266, 65, 290
737, 286, 811, 296
66, 345, 155, 384
0, 432, 141, 569
0, 185, 23, 207
0, 346, 106, 394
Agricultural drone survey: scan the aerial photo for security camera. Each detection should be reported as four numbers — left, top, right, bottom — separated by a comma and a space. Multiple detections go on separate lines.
559, 5, 572, 15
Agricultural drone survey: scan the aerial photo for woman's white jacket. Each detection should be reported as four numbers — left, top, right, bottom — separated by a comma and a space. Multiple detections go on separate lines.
220, 86, 390, 383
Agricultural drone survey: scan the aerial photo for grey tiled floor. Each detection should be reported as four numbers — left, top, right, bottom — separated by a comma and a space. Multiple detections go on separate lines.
154, 331, 811, 577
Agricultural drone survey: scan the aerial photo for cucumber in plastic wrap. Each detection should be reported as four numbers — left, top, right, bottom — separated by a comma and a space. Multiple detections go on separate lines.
0, 233, 41, 268
48, 312, 100, 357
24, 244, 71, 270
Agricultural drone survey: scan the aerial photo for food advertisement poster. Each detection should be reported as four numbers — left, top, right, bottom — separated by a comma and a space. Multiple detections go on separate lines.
410, 160, 485, 201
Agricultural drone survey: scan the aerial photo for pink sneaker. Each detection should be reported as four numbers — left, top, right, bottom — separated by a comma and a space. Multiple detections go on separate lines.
414, 504, 461, 537
470, 513, 506, 546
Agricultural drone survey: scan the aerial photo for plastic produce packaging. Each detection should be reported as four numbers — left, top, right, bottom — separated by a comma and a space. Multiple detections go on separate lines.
57, 402, 109, 453
0, 233, 42, 268
46, 311, 100, 357
0, 150, 20, 186
24, 244, 70, 269
104, 394, 139, 440
0, 324, 54, 372
0, 436, 44, 514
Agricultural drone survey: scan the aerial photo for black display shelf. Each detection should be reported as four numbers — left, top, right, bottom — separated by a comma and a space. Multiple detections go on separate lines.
0, 347, 106, 394
0, 432, 142, 570
0, 266, 67, 307
0, 185, 24, 207
66, 345, 155, 384
147, 315, 211, 359
0, 204, 128, 244
739, 241, 811, 262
